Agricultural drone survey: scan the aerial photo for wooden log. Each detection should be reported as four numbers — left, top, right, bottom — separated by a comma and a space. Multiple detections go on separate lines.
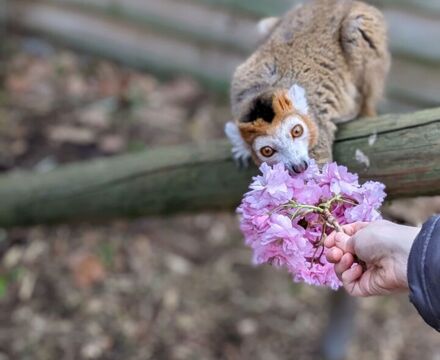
0, 0, 7, 23
226, 4, 440, 64
188, 0, 297, 17
371, 0, 440, 15
191, 0, 440, 17
386, 9, 440, 64
48, 0, 259, 53
7, 0, 440, 107
388, 58, 440, 107
40, 0, 440, 64
0, 108, 439, 228
6, 1, 242, 92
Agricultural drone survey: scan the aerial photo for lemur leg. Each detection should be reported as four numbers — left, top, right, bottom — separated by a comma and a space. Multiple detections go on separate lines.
360, 82, 378, 118
359, 77, 386, 118
310, 120, 336, 166
341, 2, 391, 118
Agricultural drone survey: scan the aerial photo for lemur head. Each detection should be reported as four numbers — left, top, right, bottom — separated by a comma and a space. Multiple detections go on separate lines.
225, 84, 318, 174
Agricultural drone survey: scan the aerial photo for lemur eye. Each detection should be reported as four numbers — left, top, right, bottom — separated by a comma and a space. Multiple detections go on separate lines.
260, 146, 275, 157
291, 124, 304, 138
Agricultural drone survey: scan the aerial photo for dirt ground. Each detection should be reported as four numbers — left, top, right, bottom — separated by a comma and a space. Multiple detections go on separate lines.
0, 35, 439, 360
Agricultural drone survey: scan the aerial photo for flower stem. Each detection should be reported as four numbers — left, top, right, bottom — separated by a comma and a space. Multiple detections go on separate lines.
271, 195, 366, 270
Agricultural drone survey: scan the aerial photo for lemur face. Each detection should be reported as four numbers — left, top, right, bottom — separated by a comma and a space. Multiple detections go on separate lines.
225, 84, 318, 174
252, 115, 311, 173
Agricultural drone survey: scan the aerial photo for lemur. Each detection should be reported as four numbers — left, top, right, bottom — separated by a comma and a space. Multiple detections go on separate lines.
225, 0, 390, 174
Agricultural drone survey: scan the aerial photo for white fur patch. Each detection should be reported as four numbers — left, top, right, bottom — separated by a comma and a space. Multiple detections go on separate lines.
253, 116, 310, 167
224, 122, 251, 167
257, 17, 279, 37
287, 84, 309, 116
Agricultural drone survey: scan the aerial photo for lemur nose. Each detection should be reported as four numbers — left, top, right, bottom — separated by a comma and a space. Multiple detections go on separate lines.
291, 160, 309, 174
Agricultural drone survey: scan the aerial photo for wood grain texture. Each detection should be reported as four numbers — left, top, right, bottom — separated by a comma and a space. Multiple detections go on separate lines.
334, 108, 440, 199
190, 0, 440, 17
371, 0, 440, 15
49, 0, 259, 53
41, 0, 440, 63
388, 58, 440, 107
6, 1, 241, 91
0, 108, 439, 227
6, 0, 440, 106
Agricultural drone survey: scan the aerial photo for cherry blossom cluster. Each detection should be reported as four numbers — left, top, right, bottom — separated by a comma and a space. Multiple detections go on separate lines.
238, 161, 386, 289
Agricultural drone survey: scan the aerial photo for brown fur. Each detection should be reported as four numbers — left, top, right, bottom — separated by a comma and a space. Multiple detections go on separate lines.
231, 0, 390, 165
239, 90, 318, 146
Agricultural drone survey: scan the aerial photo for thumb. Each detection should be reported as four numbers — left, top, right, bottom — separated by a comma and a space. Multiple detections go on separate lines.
334, 232, 356, 254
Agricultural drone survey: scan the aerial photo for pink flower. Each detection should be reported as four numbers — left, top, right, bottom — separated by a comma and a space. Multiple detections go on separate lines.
346, 181, 386, 222
249, 163, 294, 207
294, 261, 341, 290
262, 214, 304, 246
238, 160, 386, 290
320, 162, 359, 195
298, 181, 323, 204
253, 242, 290, 268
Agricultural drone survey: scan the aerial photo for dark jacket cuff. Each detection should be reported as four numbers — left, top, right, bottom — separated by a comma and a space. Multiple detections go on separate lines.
408, 215, 440, 332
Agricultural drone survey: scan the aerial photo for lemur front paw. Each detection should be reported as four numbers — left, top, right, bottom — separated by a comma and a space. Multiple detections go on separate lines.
224, 122, 252, 168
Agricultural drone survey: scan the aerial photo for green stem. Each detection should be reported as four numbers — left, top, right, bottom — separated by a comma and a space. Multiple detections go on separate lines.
290, 203, 323, 213
340, 198, 358, 206
269, 194, 362, 268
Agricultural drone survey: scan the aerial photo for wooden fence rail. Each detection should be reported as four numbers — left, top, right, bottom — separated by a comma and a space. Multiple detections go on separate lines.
0, 108, 439, 228
4, 0, 440, 108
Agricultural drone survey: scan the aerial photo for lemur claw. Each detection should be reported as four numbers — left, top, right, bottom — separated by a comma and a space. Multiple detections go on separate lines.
233, 152, 250, 169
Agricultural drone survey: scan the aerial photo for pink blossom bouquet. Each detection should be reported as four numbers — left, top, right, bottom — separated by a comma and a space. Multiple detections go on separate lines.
238, 161, 386, 290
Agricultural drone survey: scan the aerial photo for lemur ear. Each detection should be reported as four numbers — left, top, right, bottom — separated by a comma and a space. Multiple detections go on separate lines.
257, 17, 279, 37
287, 84, 309, 116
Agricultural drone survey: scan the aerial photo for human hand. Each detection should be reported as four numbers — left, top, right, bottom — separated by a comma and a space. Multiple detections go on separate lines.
325, 220, 420, 296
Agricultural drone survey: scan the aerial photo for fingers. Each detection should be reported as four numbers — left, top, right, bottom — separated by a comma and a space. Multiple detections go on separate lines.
330, 250, 368, 297
324, 222, 368, 248
325, 247, 344, 263
335, 233, 356, 254
341, 263, 363, 285
339, 222, 369, 236
325, 232, 355, 263
335, 257, 366, 297
325, 232, 355, 255
334, 252, 355, 280
323, 222, 371, 297
324, 231, 337, 248
341, 264, 364, 296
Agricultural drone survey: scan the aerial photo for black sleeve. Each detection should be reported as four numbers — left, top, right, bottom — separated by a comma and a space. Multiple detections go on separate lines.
407, 214, 440, 331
